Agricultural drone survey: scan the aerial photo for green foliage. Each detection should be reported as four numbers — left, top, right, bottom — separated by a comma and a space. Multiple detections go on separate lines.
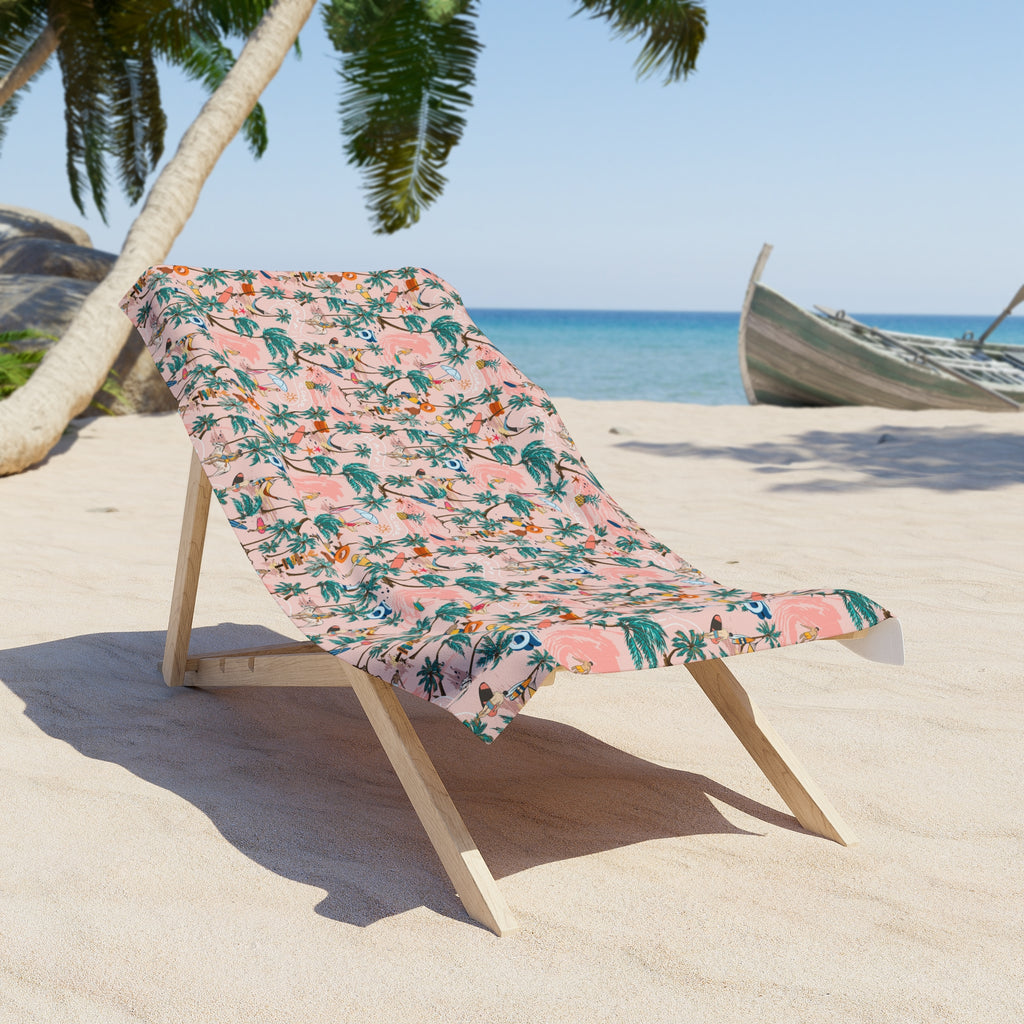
505, 493, 534, 517
4, 1, 707, 229
0, 0, 274, 219
837, 589, 880, 631
232, 492, 263, 519
324, 0, 482, 233
434, 600, 468, 621
342, 461, 380, 494
756, 620, 782, 647
417, 654, 446, 697
0, 5, 46, 151
0, 329, 126, 411
473, 629, 513, 668
672, 628, 707, 661
319, 579, 347, 602
262, 327, 295, 358
456, 575, 500, 596
520, 439, 557, 484
573, 0, 707, 84
0, 338, 45, 398
430, 315, 463, 348
443, 630, 472, 652
406, 368, 432, 394
321, 0, 705, 232
302, 453, 333, 475
618, 615, 667, 668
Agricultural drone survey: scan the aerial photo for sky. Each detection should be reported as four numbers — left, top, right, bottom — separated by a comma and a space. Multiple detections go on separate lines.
2, 0, 1022, 313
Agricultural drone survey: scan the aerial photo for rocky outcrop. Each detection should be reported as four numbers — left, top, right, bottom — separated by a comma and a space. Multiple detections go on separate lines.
0, 206, 175, 416
0, 274, 95, 337
0, 236, 116, 281
0, 204, 92, 248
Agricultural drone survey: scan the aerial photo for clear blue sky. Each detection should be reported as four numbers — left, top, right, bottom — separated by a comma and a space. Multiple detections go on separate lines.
2, 0, 1022, 312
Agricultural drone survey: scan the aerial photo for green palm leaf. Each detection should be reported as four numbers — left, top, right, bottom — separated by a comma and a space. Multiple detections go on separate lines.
506, 494, 534, 517
262, 326, 295, 358
520, 439, 557, 485
325, 0, 482, 233
2, 0, 273, 217
417, 654, 446, 697
430, 315, 463, 347
53, 2, 113, 219
106, 48, 166, 206
406, 368, 432, 394
837, 589, 881, 631
574, 0, 707, 84
319, 579, 347, 602
308, 453, 339, 475
618, 615, 667, 668
342, 462, 380, 494
231, 492, 263, 519
456, 576, 500, 596
0, 4, 50, 154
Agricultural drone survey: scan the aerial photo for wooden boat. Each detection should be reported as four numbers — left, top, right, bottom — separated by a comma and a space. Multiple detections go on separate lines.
738, 244, 1024, 411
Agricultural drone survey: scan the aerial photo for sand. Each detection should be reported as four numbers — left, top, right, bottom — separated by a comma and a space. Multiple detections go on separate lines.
1, 402, 1021, 1023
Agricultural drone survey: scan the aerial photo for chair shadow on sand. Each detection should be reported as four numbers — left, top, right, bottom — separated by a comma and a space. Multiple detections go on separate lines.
618, 424, 1024, 493
0, 623, 805, 929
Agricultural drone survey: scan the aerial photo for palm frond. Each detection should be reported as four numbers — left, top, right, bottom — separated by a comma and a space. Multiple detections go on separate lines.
195, 0, 276, 37
0, 90, 19, 151
837, 589, 882, 631
124, 1, 273, 160
422, 0, 472, 22
106, 50, 166, 204
54, 1, 112, 220
618, 615, 668, 669
574, 0, 707, 83
324, 0, 405, 51
0, 1, 49, 79
0, 3, 52, 153
325, 0, 481, 233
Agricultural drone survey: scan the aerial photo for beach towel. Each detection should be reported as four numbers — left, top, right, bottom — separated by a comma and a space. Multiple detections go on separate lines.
121, 266, 893, 743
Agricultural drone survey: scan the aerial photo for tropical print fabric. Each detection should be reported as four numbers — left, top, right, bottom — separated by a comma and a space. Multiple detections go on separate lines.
121, 266, 892, 743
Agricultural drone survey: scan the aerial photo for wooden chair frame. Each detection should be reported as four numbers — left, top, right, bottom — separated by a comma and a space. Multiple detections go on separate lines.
162, 449, 859, 935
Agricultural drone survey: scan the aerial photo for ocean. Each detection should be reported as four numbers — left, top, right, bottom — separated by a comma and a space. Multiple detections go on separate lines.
468, 308, 1024, 405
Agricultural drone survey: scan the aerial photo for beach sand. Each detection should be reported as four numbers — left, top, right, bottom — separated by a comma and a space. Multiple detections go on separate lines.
1, 402, 1021, 1022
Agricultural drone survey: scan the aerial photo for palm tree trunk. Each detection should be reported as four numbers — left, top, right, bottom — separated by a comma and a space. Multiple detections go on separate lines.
0, 24, 58, 109
0, 0, 318, 476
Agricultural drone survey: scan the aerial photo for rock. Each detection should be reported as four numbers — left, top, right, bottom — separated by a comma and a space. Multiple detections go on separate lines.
0, 236, 115, 281
0, 273, 177, 416
0, 204, 92, 248
0, 274, 94, 337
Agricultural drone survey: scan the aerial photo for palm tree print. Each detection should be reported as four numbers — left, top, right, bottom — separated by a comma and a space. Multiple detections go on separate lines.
122, 265, 892, 743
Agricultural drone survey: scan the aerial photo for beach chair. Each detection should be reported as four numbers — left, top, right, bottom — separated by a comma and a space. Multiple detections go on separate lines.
121, 266, 904, 935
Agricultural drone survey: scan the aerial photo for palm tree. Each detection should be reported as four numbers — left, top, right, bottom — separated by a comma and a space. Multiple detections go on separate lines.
0, 0, 706, 476
0, 0, 275, 220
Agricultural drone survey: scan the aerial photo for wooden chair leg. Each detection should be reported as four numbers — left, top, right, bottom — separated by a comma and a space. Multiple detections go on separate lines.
163, 449, 212, 686
686, 658, 858, 846
347, 671, 519, 936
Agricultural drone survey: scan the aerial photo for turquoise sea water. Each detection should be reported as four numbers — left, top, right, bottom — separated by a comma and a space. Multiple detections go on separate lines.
469, 308, 1024, 405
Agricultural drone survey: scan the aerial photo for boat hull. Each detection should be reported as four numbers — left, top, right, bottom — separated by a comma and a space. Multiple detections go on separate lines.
742, 283, 1023, 412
